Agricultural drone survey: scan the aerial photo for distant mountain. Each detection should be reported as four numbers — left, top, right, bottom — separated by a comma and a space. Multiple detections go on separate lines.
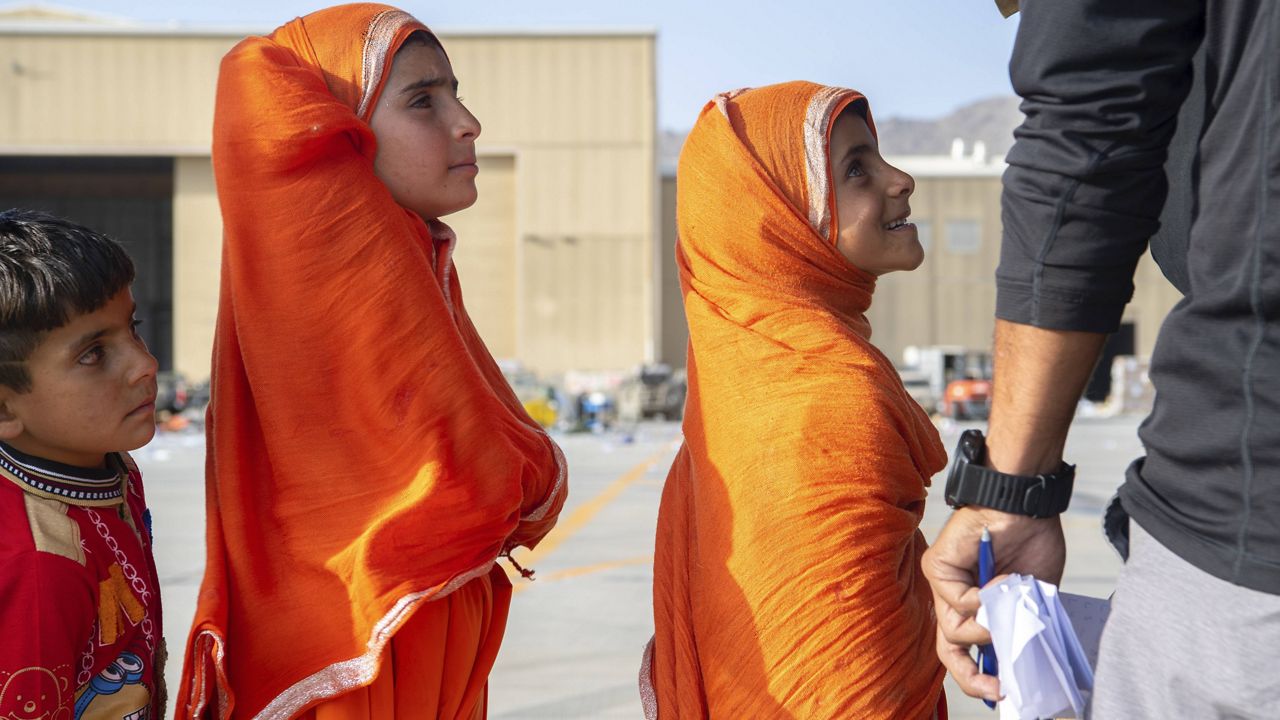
876, 96, 1023, 158
659, 95, 1024, 174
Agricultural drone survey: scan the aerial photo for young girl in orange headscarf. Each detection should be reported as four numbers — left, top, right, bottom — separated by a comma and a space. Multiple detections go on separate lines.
643, 82, 948, 719
177, 5, 567, 718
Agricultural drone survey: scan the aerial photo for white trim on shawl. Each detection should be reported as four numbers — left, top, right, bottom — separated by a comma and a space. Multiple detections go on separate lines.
639, 635, 659, 719
802, 85, 852, 242
356, 9, 419, 120
187, 558, 501, 720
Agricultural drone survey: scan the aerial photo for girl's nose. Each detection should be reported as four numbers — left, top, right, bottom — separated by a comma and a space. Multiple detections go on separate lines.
455, 103, 481, 141
889, 165, 915, 197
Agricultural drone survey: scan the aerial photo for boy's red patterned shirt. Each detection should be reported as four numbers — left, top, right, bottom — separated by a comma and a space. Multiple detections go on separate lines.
0, 443, 164, 720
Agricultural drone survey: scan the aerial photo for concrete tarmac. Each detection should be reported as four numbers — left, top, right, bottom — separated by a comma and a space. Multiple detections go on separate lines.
142, 414, 1142, 719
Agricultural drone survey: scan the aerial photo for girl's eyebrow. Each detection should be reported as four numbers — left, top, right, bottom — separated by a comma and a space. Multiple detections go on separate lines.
398, 76, 459, 94
841, 143, 874, 166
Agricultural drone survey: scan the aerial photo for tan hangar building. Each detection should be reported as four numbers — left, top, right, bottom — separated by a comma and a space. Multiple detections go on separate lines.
0, 4, 660, 380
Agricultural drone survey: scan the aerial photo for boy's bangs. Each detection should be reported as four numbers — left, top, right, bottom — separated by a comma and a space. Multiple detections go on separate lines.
0, 209, 135, 390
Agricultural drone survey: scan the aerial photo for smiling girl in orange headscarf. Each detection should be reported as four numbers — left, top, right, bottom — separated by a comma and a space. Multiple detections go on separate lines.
642, 82, 948, 719
176, 5, 567, 719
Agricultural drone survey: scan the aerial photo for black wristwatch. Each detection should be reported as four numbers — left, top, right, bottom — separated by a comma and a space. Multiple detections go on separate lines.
944, 429, 1075, 518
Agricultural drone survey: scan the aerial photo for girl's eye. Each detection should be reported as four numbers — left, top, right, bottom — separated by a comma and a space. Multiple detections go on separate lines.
130, 319, 143, 339
78, 345, 105, 366
847, 162, 865, 179
410, 94, 433, 109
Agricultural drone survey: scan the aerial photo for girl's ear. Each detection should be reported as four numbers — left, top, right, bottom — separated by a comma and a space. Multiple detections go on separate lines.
0, 393, 24, 440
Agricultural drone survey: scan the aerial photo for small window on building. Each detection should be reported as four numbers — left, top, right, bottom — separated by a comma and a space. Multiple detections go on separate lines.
945, 220, 981, 255
915, 220, 933, 252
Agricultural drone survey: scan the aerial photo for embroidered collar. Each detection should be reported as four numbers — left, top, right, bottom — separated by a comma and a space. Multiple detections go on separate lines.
0, 441, 126, 506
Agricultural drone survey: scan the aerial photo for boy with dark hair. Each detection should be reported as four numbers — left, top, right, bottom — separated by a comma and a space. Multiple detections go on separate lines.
0, 208, 165, 719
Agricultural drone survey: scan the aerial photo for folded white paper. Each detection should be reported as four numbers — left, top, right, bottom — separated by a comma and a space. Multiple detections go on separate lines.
976, 575, 1109, 720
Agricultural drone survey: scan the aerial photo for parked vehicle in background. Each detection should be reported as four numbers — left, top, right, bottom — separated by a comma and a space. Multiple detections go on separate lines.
617, 364, 687, 423
498, 360, 561, 429
185, 379, 210, 413
898, 368, 938, 415
155, 371, 189, 415
577, 391, 615, 433
897, 345, 993, 417
943, 377, 992, 420
522, 387, 560, 429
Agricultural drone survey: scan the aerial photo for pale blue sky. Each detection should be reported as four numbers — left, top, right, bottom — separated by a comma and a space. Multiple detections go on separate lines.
44, 1, 1021, 129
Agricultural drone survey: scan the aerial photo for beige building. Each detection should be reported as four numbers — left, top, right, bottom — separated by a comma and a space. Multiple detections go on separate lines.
658, 143, 1184, 371
0, 5, 658, 379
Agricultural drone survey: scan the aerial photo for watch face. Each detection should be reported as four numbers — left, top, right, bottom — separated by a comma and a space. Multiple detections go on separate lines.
958, 429, 985, 463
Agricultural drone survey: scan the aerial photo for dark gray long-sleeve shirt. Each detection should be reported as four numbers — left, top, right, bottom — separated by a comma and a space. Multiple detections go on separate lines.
997, 0, 1280, 594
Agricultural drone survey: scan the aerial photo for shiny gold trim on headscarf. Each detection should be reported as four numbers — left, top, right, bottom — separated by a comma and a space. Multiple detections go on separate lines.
712, 87, 750, 119
803, 85, 852, 241
356, 9, 418, 119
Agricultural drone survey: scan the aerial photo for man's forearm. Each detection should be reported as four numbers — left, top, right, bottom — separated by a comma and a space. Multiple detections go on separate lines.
985, 319, 1108, 476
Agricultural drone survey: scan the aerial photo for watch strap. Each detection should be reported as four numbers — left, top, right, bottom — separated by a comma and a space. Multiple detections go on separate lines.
946, 462, 1074, 518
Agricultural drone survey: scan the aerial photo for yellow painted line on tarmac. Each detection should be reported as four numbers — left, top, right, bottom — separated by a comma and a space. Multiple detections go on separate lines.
505, 438, 681, 581
513, 555, 653, 594
499, 435, 686, 586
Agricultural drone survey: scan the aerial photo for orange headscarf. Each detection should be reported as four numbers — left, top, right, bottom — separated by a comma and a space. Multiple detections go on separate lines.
643, 82, 948, 719
177, 5, 566, 718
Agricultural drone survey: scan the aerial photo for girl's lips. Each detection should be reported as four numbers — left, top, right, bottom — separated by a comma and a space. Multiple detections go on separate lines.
128, 399, 156, 417
450, 163, 479, 174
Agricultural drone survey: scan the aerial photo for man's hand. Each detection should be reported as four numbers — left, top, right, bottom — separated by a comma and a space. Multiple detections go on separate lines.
925, 321, 1103, 701
922, 506, 1066, 702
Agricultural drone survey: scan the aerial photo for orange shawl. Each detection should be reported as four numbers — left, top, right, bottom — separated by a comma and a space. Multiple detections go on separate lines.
644, 82, 948, 719
177, 5, 566, 718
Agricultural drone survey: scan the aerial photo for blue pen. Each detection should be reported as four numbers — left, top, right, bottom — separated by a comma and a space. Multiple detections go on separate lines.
978, 526, 997, 709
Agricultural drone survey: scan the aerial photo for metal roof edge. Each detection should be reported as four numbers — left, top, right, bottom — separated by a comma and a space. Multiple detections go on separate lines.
0, 21, 657, 38
0, 144, 210, 156
886, 155, 1008, 178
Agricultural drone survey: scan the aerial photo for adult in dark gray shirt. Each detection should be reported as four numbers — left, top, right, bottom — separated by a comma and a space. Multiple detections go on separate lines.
923, 1, 1279, 716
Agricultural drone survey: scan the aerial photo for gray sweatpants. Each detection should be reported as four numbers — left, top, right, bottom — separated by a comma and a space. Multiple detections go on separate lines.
1090, 521, 1280, 718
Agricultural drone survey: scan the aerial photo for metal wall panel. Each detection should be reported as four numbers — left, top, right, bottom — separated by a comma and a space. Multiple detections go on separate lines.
0, 34, 233, 151
0, 32, 655, 151
172, 155, 220, 378
1127, 250, 1182, 357
657, 175, 687, 368
1, 28, 658, 377
447, 35, 654, 146
449, 154, 518, 359
400, 34, 658, 372
513, 146, 655, 372
521, 230, 648, 372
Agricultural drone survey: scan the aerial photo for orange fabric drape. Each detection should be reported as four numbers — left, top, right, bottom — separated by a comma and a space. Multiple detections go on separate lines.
299, 564, 510, 720
644, 82, 948, 719
176, 5, 566, 719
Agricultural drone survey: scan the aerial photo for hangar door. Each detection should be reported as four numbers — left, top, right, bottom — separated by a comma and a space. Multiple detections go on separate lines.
447, 154, 518, 360
0, 157, 174, 370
